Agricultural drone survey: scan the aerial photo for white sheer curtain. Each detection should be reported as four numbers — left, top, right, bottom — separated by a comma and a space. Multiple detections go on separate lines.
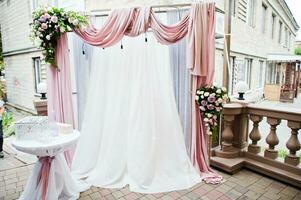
72, 32, 201, 193
69, 34, 94, 130
167, 10, 192, 156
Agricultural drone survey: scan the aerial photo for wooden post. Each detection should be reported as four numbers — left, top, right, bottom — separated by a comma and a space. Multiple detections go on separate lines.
294, 62, 299, 98
296, 63, 300, 97
223, 0, 232, 89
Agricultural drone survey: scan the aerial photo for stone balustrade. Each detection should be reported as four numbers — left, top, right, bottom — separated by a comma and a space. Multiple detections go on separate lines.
211, 101, 301, 188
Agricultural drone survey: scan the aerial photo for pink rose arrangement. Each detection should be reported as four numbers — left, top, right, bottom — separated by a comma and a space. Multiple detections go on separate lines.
30, 7, 87, 67
195, 85, 229, 135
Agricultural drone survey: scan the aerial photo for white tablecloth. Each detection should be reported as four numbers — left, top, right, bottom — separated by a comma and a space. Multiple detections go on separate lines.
12, 131, 80, 200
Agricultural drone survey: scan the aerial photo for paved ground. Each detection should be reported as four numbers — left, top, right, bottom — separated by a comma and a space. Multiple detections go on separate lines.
0, 146, 300, 200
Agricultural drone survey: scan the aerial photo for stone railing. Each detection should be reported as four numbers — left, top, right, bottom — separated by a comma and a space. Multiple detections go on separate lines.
211, 101, 301, 188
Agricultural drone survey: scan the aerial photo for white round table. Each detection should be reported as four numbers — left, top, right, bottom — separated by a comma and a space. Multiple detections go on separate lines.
12, 131, 80, 200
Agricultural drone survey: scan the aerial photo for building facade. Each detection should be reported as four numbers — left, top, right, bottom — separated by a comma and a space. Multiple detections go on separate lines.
296, 40, 301, 48
215, 0, 299, 101
0, 0, 59, 113
0, 0, 299, 113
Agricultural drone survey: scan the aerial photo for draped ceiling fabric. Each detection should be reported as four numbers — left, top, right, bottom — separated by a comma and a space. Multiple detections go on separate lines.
47, 2, 222, 189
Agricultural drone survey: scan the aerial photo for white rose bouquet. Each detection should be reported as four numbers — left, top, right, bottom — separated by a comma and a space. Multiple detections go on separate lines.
195, 85, 229, 135
30, 7, 87, 67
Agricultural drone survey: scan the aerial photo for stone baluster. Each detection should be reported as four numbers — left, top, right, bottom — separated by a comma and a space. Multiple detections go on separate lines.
248, 115, 263, 154
222, 114, 235, 151
285, 121, 301, 166
264, 118, 281, 159
214, 103, 241, 158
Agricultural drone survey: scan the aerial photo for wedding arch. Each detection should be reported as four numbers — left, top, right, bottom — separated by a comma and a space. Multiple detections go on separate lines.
36, 2, 222, 191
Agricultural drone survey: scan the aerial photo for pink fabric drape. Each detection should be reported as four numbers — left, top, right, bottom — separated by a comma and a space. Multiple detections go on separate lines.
48, 2, 221, 183
189, 4, 222, 184
75, 6, 189, 46
37, 156, 54, 200
47, 33, 75, 168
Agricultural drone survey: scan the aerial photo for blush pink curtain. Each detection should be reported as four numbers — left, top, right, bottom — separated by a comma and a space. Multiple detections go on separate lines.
47, 33, 75, 168
75, 7, 189, 46
188, 4, 222, 184
48, 2, 221, 183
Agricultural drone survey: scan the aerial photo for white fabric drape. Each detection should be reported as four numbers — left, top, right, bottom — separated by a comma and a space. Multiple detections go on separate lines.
20, 155, 79, 200
72, 33, 201, 193
69, 34, 94, 130
167, 10, 192, 156
15, 132, 81, 200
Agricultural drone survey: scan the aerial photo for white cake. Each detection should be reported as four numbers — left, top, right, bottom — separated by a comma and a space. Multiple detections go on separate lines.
15, 116, 56, 142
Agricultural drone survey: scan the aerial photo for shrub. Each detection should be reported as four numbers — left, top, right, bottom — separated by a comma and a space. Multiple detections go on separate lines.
295, 47, 301, 55
2, 111, 15, 138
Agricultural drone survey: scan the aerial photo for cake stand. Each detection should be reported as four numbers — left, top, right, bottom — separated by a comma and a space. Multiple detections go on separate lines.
12, 130, 80, 200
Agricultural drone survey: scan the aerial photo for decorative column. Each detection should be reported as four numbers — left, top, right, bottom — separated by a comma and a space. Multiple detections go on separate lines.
285, 121, 301, 166
264, 118, 281, 159
222, 114, 235, 151
214, 103, 242, 158
248, 115, 263, 154
33, 99, 48, 116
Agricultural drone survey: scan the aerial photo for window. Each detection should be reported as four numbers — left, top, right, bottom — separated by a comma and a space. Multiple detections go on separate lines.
229, 56, 236, 95
275, 63, 282, 84
278, 21, 283, 43
258, 61, 265, 88
284, 27, 288, 47
245, 59, 252, 87
288, 32, 292, 49
230, 0, 236, 16
266, 63, 282, 84
247, 0, 255, 26
265, 63, 273, 84
237, 58, 252, 88
33, 57, 42, 93
261, 4, 267, 33
53, 0, 58, 7
271, 14, 276, 38
32, 0, 38, 11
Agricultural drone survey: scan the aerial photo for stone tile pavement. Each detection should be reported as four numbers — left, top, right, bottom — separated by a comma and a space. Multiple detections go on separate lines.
0, 147, 300, 200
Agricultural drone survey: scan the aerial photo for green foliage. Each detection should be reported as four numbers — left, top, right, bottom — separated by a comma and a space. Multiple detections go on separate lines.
0, 80, 6, 101
278, 149, 301, 162
278, 149, 287, 158
31, 7, 88, 67
2, 111, 15, 138
295, 47, 301, 55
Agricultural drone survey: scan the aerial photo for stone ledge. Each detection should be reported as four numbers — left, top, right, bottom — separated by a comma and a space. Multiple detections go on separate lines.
210, 152, 301, 189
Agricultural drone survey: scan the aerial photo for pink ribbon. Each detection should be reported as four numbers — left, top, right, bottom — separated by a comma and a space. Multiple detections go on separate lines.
37, 156, 54, 200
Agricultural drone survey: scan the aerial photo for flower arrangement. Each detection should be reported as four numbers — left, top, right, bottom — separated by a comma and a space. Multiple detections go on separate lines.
195, 85, 229, 135
30, 7, 87, 67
